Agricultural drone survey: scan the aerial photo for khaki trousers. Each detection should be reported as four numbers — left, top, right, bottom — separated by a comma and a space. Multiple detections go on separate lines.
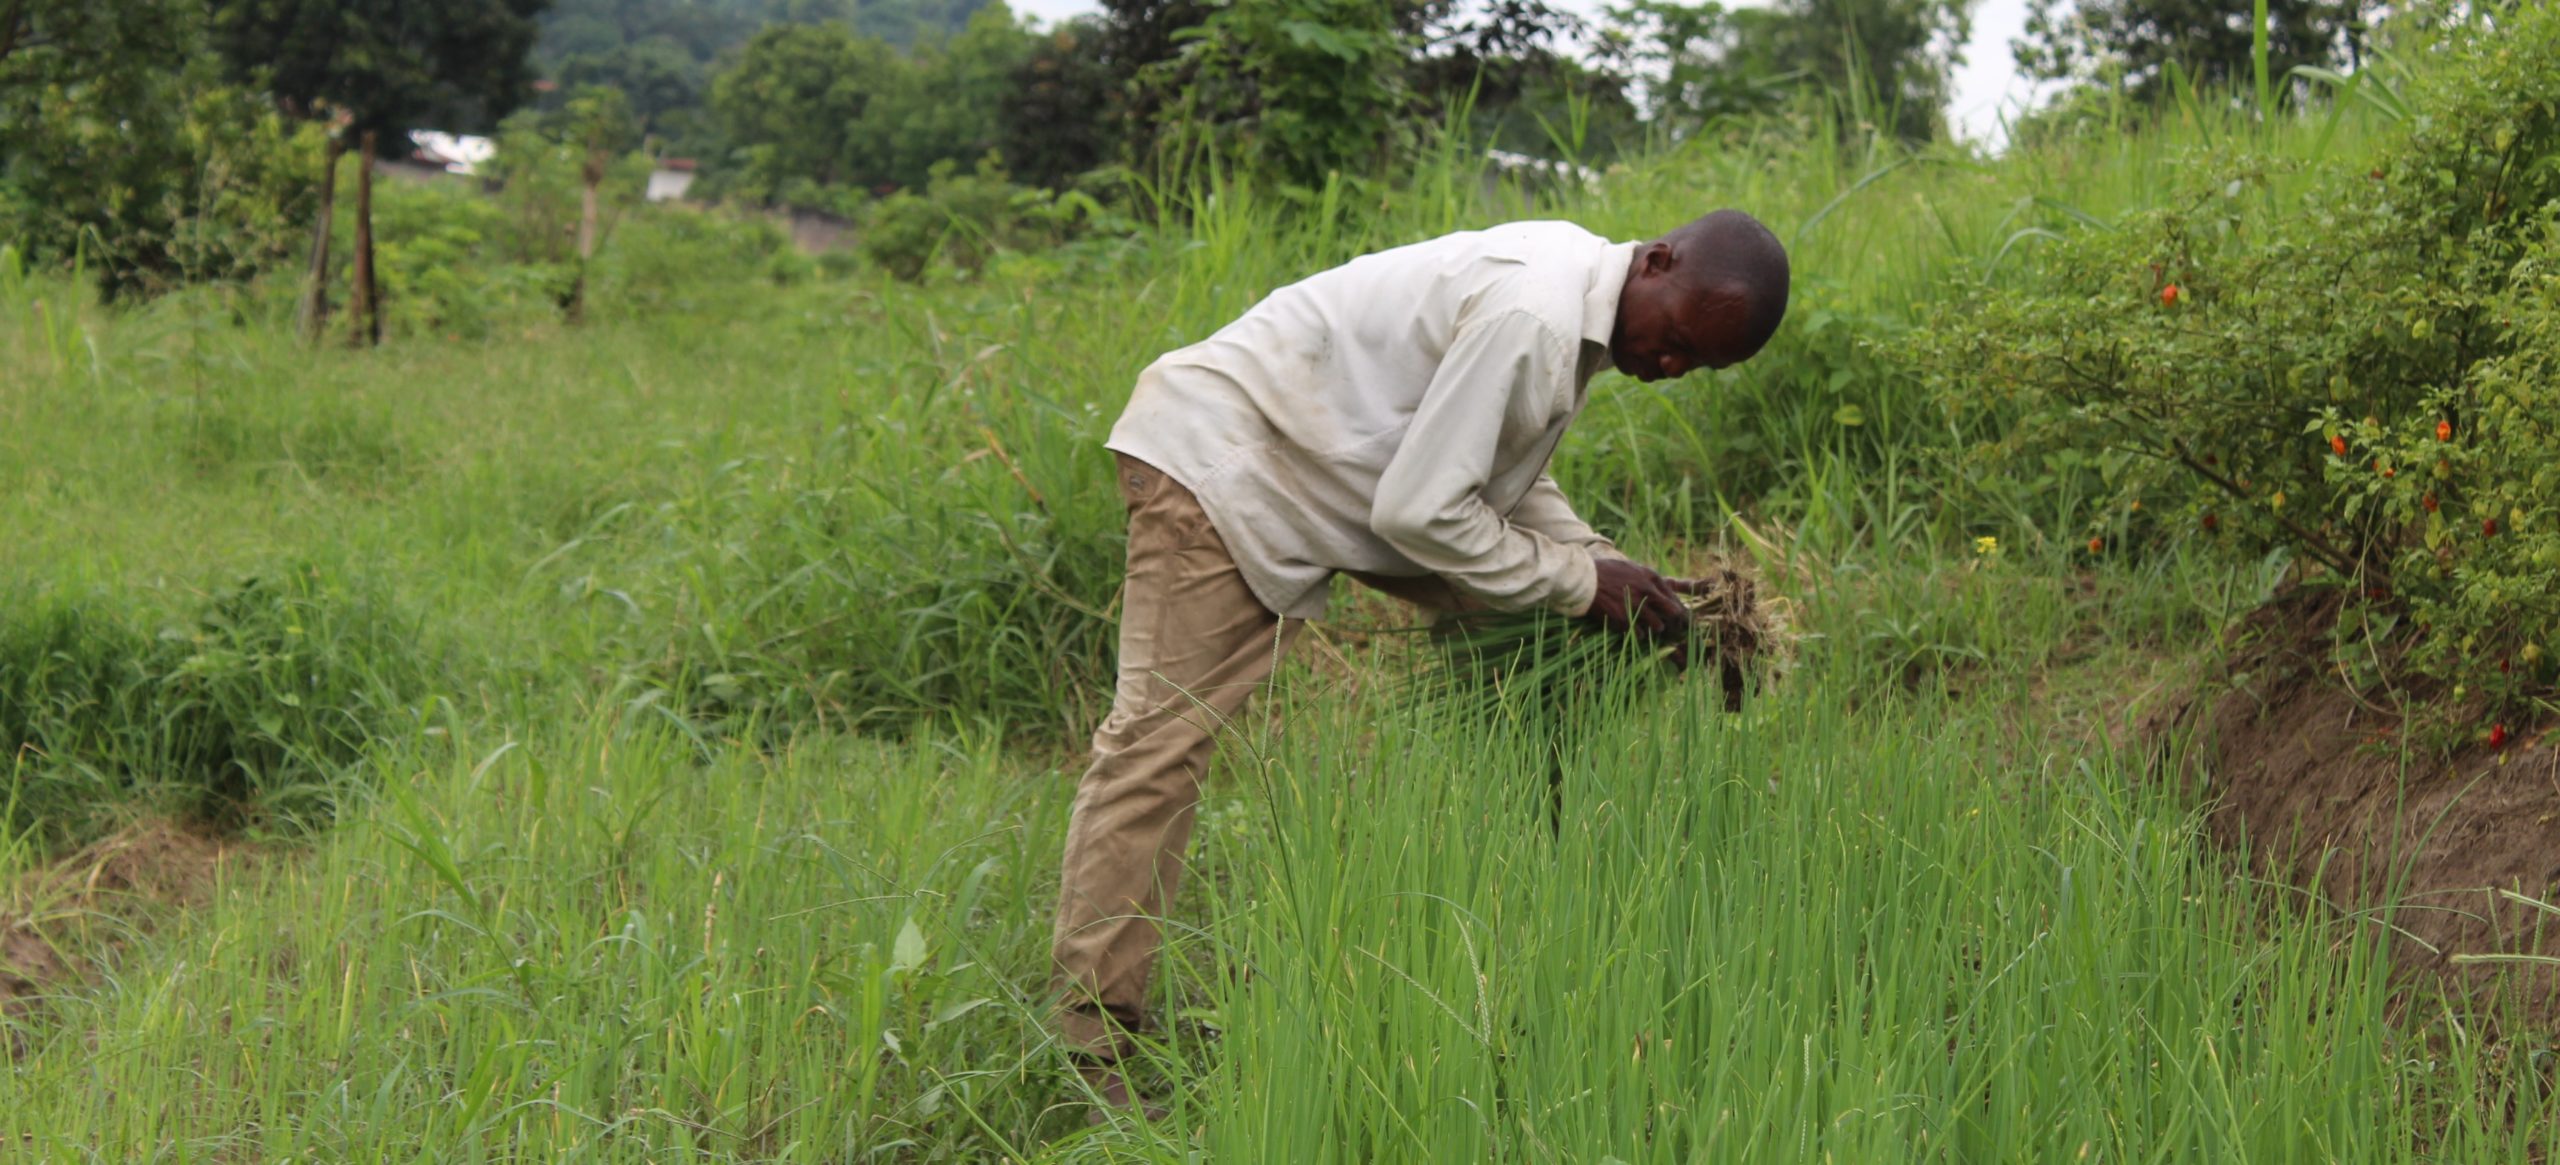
1051, 453, 1469, 1058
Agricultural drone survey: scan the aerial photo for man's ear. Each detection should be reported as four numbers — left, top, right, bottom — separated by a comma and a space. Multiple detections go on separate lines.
1638, 241, 1676, 279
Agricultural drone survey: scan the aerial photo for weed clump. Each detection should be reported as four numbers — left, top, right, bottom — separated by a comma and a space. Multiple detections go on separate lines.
1, 566, 439, 845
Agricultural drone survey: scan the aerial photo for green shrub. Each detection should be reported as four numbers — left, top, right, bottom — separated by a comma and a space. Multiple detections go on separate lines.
861, 188, 947, 282
1914, 7, 2560, 725
1, 566, 441, 844
337, 177, 813, 332
589, 204, 793, 316
860, 153, 1122, 282
0, 23, 320, 301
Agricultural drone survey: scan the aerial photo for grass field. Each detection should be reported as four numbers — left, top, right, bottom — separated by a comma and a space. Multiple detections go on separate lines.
5, 71, 2558, 1160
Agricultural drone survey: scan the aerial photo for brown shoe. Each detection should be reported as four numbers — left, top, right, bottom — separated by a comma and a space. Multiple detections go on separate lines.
1077, 1059, 1169, 1124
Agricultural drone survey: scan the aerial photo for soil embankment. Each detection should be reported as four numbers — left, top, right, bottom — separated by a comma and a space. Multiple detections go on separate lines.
2165, 586, 2559, 1022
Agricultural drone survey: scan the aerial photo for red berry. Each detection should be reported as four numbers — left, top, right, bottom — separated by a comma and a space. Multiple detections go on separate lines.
2160, 284, 2182, 307
2437, 419, 2453, 442
2489, 724, 2509, 748
2087, 536, 2104, 554
2500, 658, 2512, 674
2485, 518, 2500, 538
2423, 494, 2439, 513
2202, 513, 2219, 531
2330, 434, 2348, 456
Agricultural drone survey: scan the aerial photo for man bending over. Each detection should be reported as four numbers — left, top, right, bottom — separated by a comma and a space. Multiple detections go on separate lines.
1053, 210, 1792, 1118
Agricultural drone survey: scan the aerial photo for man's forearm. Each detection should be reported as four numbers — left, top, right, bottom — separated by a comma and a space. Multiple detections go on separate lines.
1508, 474, 1625, 562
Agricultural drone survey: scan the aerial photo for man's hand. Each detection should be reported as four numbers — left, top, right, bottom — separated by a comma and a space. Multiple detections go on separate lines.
1586, 558, 1697, 642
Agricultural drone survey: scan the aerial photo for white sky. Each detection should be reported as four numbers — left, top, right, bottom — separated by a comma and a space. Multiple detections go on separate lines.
1004, 0, 2053, 145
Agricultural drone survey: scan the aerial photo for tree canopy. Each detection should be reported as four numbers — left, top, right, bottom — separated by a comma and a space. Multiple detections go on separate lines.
2014, 0, 2368, 101
207, 0, 551, 138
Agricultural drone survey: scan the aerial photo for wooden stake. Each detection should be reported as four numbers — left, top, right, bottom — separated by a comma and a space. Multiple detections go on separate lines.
295, 132, 343, 342
348, 129, 379, 348
566, 145, 605, 323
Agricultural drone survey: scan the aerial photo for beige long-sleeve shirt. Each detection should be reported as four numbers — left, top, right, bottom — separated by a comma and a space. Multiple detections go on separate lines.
1108, 221, 1638, 621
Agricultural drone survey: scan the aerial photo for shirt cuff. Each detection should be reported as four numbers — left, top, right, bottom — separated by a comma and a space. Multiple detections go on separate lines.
1553, 548, 1600, 617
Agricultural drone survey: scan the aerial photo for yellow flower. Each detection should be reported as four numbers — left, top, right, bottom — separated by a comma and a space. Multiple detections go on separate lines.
1974, 536, 2001, 557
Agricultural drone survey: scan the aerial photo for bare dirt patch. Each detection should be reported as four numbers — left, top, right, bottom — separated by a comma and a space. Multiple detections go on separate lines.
1, 819, 252, 1051
2157, 585, 2560, 1024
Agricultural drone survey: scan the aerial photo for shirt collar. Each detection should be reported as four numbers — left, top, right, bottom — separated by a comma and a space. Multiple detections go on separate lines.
1581, 240, 1642, 350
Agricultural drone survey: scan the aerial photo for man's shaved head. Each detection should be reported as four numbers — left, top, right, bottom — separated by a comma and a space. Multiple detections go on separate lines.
1609, 209, 1792, 382
1663, 210, 1790, 358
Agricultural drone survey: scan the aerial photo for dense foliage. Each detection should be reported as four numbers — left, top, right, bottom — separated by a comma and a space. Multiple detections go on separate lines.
1603, 0, 1971, 142
207, 0, 549, 139
0, 0, 320, 298
1918, 4, 2560, 728
2016, 0, 2369, 102
705, 5, 1028, 200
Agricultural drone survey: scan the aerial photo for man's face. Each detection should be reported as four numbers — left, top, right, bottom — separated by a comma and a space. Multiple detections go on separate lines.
1609, 243, 1759, 383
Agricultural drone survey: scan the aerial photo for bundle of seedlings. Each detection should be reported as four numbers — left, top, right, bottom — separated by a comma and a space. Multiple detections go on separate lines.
1418, 554, 1790, 716
1404, 554, 1792, 831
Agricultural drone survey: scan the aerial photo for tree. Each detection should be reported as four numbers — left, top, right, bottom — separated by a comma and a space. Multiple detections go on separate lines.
1603, 0, 1969, 142
1095, 0, 1660, 184
1408, 0, 1588, 114
2015, 0, 2367, 103
528, 0, 999, 164
705, 7, 1036, 200
554, 36, 703, 136
1601, 0, 1803, 134
1409, 0, 1640, 163
0, 0, 197, 91
487, 83, 641, 320
1774, 0, 1969, 140
1137, 0, 1427, 189
564, 86, 638, 317
207, 0, 550, 344
1000, 16, 1123, 188
866, 2, 1035, 188
2, 0, 317, 298
708, 21, 900, 197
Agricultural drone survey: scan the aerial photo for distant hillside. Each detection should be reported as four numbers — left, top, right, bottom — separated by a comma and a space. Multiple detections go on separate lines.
536, 0, 994, 144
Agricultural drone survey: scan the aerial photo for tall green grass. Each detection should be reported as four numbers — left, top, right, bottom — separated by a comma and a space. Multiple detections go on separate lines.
5, 643, 2549, 1159
1170, 667, 2554, 1162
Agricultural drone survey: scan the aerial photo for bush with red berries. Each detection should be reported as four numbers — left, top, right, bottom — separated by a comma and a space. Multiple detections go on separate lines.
1914, 7, 2560, 723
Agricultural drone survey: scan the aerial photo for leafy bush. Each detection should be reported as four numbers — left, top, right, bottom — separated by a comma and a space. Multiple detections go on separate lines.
1915, 7, 2560, 723
2, 566, 441, 844
861, 153, 1124, 282
349, 176, 802, 332
589, 203, 794, 315
369, 181, 569, 339
1137, 0, 1417, 191
2, 74, 320, 301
